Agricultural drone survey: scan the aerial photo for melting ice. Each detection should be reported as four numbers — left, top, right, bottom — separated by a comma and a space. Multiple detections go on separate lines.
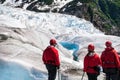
0, 59, 47, 80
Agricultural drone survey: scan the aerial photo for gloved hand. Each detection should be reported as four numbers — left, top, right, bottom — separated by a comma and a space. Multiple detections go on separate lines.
83, 69, 86, 72
83, 69, 85, 72
57, 66, 60, 69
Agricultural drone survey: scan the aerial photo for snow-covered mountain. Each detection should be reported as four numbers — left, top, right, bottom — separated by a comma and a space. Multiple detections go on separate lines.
0, 4, 120, 80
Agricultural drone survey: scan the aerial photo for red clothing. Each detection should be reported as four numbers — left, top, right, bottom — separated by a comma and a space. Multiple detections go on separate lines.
42, 45, 60, 66
119, 55, 120, 65
84, 53, 101, 74
101, 47, 120, 68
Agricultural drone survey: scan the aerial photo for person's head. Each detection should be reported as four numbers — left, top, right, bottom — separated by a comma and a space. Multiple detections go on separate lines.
87, 44, 95, 56
105, 41, 112, 47
49, 39, 57, 46
88, 44, 95, 52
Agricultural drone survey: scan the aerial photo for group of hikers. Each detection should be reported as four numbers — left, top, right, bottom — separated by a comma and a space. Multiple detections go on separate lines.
84, 41, 120, 80
42, 39, 120, 80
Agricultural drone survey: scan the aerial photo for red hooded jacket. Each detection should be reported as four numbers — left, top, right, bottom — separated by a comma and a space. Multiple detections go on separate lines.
42, 45, 60, 66
101, 47, 120, 68
84, 53, 101, 74
118, 55, 120, 65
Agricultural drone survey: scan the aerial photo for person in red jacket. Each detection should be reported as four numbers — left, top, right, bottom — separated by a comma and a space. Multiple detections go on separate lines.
42, 39, 60, 80
118, 54, 120, 80
101, 41, 120, 80
84, 44, 102, 80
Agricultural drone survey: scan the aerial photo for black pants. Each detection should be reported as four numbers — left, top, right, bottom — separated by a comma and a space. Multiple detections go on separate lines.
103, 68, 119, 80
87, 73, 98, 80
118, 70, 120, 80
45, 64, 57, 80
106, 73, 118, 80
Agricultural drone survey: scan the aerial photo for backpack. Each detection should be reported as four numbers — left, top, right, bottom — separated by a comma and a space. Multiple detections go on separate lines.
93, 66, 101, 75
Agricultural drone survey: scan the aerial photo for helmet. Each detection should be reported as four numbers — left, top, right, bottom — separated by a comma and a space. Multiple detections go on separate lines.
50, 39, 57, 45
88, 44, 95, 51
105, 41, 112, 47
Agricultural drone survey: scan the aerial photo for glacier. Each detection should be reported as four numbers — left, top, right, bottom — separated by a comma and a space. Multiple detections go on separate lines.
0, 4, 120, 80
0, 59, 47, 80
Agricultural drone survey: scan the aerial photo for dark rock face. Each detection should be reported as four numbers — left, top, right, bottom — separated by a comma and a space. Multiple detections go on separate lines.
0, 34, 8, 41
59, 0, 120, 36
0, 0, 5, 4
